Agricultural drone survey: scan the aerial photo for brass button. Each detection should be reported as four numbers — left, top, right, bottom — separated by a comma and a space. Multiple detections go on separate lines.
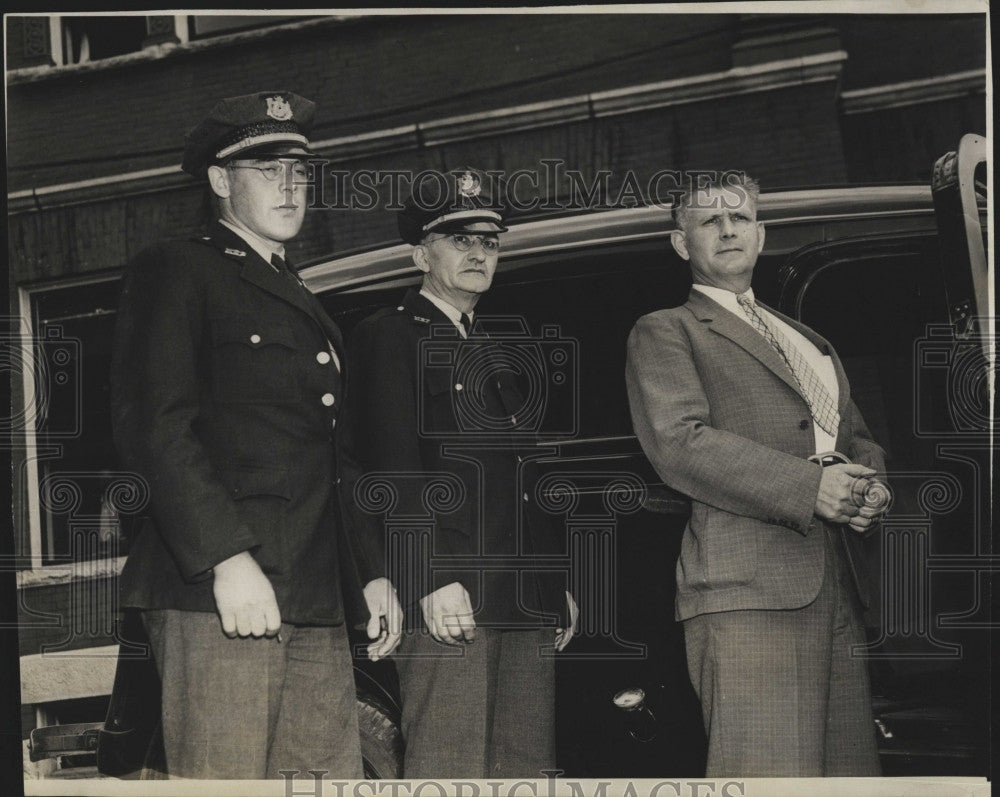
322, 393, 335, 406
316, 351, 331, 365
250, 334, 261, 344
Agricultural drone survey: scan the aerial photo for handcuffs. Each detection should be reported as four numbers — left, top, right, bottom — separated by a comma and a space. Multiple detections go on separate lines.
808, 451, 892, 512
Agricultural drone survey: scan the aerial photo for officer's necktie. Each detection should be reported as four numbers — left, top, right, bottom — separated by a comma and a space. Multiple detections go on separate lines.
736, 292, 840, 436
460, 312, 473, 338
271, 253, 304, 287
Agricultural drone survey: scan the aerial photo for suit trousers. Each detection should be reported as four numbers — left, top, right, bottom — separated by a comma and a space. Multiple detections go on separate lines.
142, 609, 363, 779
394, 628, 556, 779
683, 527, 881, 777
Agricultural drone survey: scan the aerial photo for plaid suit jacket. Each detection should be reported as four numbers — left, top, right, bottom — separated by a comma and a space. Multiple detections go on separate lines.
626, 288, 885, 621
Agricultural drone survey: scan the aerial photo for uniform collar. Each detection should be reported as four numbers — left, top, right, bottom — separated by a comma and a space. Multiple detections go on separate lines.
419, 288, 472, 330
218, 218, 286, 265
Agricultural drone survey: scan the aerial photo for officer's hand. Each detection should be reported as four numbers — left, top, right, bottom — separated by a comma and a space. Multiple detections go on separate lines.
212, 551, 281, 638
363, 577, 403, 661
847, 504, 883, 534
555, 591, 579, 652
419, 582, 475, 645
814, 463, 877, 525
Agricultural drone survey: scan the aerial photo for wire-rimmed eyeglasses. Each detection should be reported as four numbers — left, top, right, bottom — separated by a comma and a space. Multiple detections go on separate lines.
429, 233, 501, 254
226, 159, 310, 182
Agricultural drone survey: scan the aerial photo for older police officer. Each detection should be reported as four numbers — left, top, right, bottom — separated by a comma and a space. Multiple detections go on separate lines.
111, 91, 401, 779
339, 169, 577, 778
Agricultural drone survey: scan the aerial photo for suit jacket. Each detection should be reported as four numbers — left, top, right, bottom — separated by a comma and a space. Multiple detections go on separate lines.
625, 288, 885, 621
338, 288, 568, 628
110, 221, 365, 626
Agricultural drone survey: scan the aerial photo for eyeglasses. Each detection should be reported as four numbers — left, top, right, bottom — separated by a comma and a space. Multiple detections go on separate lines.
430, 233, 501, 254
226, 159, 310, 182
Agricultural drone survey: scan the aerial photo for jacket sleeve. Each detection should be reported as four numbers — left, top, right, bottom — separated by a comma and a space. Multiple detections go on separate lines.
625, 312, 822, 535
110, 245, 258, 581
845, 398, 887, 472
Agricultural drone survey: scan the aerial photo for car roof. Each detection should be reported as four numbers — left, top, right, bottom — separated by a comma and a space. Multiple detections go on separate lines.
300, 185, 935, 295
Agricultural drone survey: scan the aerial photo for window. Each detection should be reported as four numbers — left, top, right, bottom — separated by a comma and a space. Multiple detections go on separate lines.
24, 278, 131, 567
61, 16, 148, 64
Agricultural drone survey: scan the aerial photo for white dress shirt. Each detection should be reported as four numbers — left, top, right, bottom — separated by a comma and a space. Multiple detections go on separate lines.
692, 284, 839, 454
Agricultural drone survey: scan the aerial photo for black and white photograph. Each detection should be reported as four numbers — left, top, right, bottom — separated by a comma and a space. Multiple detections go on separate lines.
3, 5, 992, 796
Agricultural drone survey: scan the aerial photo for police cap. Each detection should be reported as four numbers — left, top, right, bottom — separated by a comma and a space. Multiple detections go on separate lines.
182, 91, 317, 178
398, 168, 508, 245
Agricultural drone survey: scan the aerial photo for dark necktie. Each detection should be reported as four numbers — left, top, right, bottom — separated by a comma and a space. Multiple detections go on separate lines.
736, 292, 840, 436
271, 253, 304, 287
460, 312, 473, 338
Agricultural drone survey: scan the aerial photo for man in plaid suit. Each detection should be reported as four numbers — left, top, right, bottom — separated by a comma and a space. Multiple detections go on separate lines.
626, 172, 886, 776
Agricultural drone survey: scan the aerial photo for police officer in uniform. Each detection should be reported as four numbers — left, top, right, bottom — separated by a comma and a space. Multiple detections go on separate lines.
110, 91, 401, 779
338, 169, 578, 778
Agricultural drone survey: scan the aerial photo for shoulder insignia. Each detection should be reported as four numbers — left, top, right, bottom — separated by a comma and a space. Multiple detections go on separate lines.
200, 236, 211, 241
413, 315, 431, 324
396, 306, 405, 311
224, 247, 247, 257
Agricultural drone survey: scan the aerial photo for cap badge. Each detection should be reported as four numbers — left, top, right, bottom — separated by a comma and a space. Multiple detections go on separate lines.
457, 171, 481, 198
265, 96, 293, 121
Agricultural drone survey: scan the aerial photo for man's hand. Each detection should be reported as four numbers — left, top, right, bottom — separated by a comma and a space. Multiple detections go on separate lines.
814, 463, 877, 525
212, 551, 281, 638
363, 577, 403, 661
419, 581, 475, 645
847, 504, 883, 534
555, 591, 579, 652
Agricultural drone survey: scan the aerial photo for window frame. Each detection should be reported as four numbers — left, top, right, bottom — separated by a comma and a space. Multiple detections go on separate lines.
16, 273, 126, 581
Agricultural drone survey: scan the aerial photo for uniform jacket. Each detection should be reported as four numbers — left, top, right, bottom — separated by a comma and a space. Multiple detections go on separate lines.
625, 288, 886, 621
338, 289, 568, 628
110, 221, 365, 626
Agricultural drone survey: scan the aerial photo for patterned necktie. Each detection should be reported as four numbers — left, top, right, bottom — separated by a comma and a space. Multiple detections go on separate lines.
736, 293, 840, 437
460, 312, 473, 338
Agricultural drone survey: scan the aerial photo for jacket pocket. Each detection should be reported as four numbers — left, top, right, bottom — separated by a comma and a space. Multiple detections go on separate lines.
689, 505, 760, 590
218, 465, 291, 575
209, 316, 299, 404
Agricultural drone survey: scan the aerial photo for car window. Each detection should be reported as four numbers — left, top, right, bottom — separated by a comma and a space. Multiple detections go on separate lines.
796, 239, 949, 469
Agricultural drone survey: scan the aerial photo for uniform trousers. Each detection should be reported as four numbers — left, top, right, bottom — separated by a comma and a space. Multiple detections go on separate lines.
142, 609, 363, 779
394, 628, 556, 779
683, 527, 881, 777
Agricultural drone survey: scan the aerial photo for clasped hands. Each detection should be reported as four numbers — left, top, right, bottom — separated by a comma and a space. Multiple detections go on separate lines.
814, 463, 887, 533
419, 581, 579, 651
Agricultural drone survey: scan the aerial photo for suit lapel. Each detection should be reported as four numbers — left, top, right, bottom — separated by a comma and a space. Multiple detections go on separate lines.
686, 290, 804, 399
686, 289, 851, 414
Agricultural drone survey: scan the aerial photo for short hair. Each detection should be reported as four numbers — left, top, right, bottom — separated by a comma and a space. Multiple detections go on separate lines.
672, 172, 760, 230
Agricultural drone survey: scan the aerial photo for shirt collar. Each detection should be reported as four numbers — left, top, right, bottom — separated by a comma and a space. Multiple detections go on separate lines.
692, 283, 754, 317
419, 288, 473, 328
218, 218, 285, 265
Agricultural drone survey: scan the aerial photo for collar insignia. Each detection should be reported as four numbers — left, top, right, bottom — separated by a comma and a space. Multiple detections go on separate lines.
413, 315, 431, 324
224, 247, 247, 257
